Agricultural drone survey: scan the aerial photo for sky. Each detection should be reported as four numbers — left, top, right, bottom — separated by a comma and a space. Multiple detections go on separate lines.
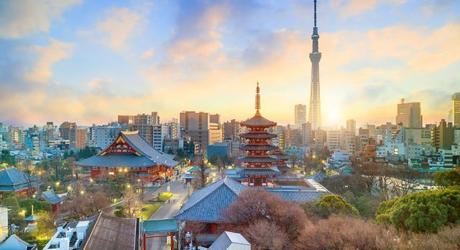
0, 0, 459, 128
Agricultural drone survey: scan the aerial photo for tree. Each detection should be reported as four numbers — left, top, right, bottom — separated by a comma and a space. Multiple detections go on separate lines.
302, 194, 359, 219
224, 188, 309, 248
0, 150, 16, 166
298, 216, 396, 250
434, 168, 460, 187
61, 191, 111, 219
244, 220, 288, 250
376, 188, 460, 233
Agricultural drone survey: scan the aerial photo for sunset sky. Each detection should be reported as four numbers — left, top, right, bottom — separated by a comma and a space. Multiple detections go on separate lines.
1, 0, 459, 128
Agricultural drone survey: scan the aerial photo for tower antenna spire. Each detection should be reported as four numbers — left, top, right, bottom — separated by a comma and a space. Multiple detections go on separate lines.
314, 0, 317, 27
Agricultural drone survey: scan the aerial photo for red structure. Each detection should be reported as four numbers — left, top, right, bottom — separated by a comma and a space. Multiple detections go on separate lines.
76, 131, 177, 183
240, 83, 279, 186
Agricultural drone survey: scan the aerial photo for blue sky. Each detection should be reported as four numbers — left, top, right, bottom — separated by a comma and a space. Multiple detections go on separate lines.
0, 0, 459, 127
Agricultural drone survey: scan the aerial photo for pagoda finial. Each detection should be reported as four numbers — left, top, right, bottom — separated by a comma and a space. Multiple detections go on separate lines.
255, 82, 261, 115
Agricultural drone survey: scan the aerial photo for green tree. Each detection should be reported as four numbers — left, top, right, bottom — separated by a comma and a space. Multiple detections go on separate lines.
302, 194, 359, 219
0, 150, 16, 166
376, 188, 460, 233
434, 168, 460, 187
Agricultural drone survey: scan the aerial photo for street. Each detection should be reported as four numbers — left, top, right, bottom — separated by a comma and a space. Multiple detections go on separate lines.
146, 178, 190, 250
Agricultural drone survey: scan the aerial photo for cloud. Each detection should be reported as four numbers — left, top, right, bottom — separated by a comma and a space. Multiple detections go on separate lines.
24, 39, 74, 84
92, 7, 144, 51
332, 0, 407, 18
0, 0, 81, 38
141, 49, 155, 60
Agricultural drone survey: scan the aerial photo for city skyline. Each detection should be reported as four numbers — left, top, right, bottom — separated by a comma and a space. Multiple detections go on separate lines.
1, 0, 460, 127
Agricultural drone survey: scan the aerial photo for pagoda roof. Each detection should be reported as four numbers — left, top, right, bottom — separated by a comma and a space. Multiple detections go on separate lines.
241, 114, 276, 128
239, 167, 280, 176
240, 144, 276, 151
240, 132, 276, 139
76, 131, 177, 168
175, 177, 246, 223
0, 167, 37, 192
240, 156, 277, 163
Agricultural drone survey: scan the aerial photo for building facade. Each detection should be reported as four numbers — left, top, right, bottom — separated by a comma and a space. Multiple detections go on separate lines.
294, 104, 307, 129
396, 99, 422, 128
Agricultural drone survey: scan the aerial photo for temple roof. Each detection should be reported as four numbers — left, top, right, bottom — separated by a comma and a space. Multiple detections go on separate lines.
41, 189, 62, 205
175, 177, 246, 223
76, 131, 177, 168
83, 212, 138, 250
0, 234, 36, 250
240, 156, 277, 163
0, 167, 37, 192
240, 132, 276, 139
240, 144, 276, 151
241, 114, 276, 128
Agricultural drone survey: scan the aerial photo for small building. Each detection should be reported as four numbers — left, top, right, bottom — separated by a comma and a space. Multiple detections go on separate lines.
0, 234, 37, 250
43, 220, 92, 250
76, 131, 177, 183
0, 167, 37, 197
207, 143, 229, 159
209, 231, 250, 250
41, 189, 63, 214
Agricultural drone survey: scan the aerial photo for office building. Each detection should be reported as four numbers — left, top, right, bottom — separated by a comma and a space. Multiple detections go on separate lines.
209, 114, 223, 145
153, 124, 169, 151
294, 104, 307, 129
59, 122, 77, 149
432, 119, 455, 150
87, 123, 122, 149
396, 99, 422, 128
346, 119, 356, 136
75, 127, 87, 149
223, 119, 240, 141
453, 92, 460, 127
180, 111, 209, 151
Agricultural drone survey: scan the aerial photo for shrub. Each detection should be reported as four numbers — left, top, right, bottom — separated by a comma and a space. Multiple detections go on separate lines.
243, 220, 288, 250
224, 188, 309, 248
434, 168, 460, 187
302, 194, 359, 219
400, 226, 460, 250
376, 188, 460, 233
158, 192, 173, 201
298, 216, 396, 250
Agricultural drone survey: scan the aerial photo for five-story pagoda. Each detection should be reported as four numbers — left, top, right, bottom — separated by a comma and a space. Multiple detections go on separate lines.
239, 83, 279, 186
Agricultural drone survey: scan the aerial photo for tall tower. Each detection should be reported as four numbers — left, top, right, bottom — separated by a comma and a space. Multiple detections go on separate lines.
309, 0, 321, 130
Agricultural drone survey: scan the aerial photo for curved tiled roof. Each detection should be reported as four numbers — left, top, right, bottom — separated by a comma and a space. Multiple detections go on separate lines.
240, 144, 276, 151
241, 114, 276, 127
76, 131, 177, 168
175, 177, 246, 223
0, 167, 36, 192
240, 132, 276, 139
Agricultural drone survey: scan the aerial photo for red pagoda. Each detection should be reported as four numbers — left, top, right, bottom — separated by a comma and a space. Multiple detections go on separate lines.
239, 83, 279, 186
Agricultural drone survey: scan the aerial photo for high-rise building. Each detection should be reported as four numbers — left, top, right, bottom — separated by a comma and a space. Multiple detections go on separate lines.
180, 111, 209, 151
59, 122, 77, 149
294, 104, 307, 129
308, 0, 321, 130
346, 119, 356, 136
326, 130, 341, 152
153, 124, 169, 151
431, 119, 454, 150
209, 114, 223, 145
88, 123, 122, 149
396, 99, 422, 128
75, 127, 87, 149
164, 119, 179, 140
302, 122, 312, 146
223, 119, 240, 141
453, 92, 460, 127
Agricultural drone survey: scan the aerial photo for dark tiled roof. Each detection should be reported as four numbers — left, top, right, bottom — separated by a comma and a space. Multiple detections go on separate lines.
0, 167, 36, 192
239, 132, 276, 139
240, 145, 276, 151
76, 131, 177, 168
239, 167, 280, 176
41, 189, 62, 205
76, 154, 156, 168
241, 114, 276, 127
83, 213, 138, 250
240, 156, 277, 163
175, 177, 246, 223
